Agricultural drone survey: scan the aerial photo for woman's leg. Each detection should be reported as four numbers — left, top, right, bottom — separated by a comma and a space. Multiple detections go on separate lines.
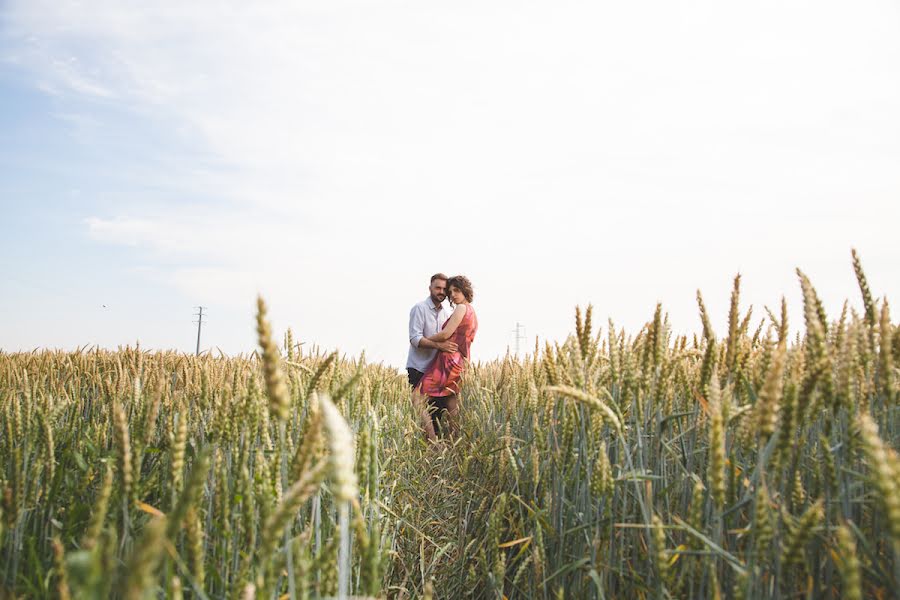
444, 394, 460, 437
411, 389, 438, 441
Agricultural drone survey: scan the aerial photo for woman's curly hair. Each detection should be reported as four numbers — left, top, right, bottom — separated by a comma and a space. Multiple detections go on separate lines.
447, 275, 474, 303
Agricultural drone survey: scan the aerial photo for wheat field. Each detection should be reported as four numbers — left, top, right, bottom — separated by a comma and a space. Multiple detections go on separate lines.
1, 250, 897, 599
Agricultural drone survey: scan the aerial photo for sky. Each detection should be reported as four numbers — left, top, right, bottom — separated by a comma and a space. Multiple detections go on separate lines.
1, 0, 899, 368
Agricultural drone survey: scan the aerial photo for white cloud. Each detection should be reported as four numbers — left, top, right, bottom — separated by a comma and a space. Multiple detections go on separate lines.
4, 0, 900, 365
86, 216, 162, 247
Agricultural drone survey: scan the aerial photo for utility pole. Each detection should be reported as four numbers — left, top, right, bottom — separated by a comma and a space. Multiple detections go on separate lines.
194, 306, 206, 356
512, 322, 526, 356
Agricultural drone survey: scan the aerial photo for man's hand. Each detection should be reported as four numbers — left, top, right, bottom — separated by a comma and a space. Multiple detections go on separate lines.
437, 341, 458, 353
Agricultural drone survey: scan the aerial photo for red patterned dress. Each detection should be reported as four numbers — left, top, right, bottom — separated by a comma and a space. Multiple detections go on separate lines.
417, 304, 478, 397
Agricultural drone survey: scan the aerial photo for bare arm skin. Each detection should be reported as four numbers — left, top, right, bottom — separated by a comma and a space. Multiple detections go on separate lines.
409, 306, 457, 352
418, 337, 458, 352
426, 304, 467, 343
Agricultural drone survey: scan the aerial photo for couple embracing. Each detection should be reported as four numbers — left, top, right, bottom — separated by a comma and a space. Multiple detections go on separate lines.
406, 273, 478, 441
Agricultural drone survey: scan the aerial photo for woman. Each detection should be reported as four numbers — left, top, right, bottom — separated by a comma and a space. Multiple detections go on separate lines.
415, 275, 478, 441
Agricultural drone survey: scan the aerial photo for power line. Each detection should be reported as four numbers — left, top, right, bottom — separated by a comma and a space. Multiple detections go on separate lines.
512, 322, 526, 356
194, 306, 207, 356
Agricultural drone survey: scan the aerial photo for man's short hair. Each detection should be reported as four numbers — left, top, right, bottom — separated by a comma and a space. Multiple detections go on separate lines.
430, 273, 449, 283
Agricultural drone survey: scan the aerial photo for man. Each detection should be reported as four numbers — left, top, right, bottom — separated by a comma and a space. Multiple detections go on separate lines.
407, 273, 457, 386
407, 273, 457, 437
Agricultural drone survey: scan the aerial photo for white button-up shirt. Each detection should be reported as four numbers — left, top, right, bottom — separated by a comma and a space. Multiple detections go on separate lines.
406, 296, 453, 371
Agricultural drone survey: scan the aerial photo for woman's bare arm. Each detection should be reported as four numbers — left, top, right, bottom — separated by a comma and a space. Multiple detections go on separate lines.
426, 305, 467, 343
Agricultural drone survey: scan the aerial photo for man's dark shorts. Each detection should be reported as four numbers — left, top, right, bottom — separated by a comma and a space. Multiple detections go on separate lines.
407, 368, 425, 388
408, 368, 450, 430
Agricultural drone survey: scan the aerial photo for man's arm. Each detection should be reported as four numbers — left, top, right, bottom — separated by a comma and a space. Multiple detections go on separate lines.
419, 337, 457, 352
409, 305, 426, 348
